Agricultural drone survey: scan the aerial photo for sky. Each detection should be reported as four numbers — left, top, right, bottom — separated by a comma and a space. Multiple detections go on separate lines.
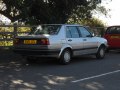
97, 0, 120, 26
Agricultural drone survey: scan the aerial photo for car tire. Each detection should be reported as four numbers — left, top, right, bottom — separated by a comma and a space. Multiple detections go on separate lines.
59, 49, 72, 65
96, 46, 105, 59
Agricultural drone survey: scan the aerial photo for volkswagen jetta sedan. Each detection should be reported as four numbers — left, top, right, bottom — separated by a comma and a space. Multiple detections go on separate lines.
13, 24, 108, 64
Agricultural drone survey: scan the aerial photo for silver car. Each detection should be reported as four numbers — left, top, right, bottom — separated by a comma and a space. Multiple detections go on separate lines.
13, 24, 108, 64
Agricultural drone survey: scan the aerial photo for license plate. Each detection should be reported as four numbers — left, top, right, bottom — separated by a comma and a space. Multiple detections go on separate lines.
24, 40, 37, 44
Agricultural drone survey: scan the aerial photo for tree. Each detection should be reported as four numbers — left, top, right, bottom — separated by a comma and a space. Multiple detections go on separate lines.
80, 17, 106, 27
79, 18, 106, 37
0, 0, 103, 25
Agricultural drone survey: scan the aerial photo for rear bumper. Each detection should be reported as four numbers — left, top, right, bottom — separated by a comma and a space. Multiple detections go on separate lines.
13, 48, 60, 58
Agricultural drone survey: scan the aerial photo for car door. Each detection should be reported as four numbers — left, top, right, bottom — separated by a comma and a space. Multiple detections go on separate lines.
78, 26, 98, 54
66, 26, 84, 56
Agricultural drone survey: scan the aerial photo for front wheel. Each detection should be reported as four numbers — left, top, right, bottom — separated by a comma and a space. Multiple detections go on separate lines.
59, 49, 72, 65
96, 46, 105, 59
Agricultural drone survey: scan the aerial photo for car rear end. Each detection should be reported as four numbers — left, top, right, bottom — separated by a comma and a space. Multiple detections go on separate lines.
104, 26, 120, 50
13, 25, 62, 58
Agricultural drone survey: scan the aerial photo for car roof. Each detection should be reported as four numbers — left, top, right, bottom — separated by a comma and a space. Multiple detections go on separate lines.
107, 25, 120, 28
37, 24, 84, 27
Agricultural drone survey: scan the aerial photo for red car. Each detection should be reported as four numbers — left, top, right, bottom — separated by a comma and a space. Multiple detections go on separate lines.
104, 26, 120, 52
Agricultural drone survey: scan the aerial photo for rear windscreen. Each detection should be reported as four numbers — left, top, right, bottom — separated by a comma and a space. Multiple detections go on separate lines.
106, 26, 120, 34
29, 25, 61, 35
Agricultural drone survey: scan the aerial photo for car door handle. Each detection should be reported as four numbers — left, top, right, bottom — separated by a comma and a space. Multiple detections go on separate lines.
68, 39, 72, 42
83, 39, 87, 41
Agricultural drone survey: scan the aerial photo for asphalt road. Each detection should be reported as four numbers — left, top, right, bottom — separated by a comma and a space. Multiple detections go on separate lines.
0, 50, 120, 90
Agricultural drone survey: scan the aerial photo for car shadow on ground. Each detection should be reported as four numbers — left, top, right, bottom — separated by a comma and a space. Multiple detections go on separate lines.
0, 49, 119, 65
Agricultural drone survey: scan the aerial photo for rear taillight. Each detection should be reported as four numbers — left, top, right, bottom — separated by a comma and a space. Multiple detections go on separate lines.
38, 38, 49, 45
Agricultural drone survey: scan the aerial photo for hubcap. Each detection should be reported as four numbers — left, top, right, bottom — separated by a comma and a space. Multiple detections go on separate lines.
100, 48, 104, 57
64, 51, 70, 62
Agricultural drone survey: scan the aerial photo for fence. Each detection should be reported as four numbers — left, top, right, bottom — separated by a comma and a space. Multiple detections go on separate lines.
0, 25, 106, 47
0, 25, 31, 47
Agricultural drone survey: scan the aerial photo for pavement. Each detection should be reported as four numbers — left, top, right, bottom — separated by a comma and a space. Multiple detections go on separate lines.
0, 50, 120, 90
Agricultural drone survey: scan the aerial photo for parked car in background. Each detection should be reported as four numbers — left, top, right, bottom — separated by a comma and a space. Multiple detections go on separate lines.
13, 24, 108, 64
104, 26, 120, 52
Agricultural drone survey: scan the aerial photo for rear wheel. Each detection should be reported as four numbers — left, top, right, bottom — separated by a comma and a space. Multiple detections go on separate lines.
96, 46, 105, 59
59, 49, 72, 65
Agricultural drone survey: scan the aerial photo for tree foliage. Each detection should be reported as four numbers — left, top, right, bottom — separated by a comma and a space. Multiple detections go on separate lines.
81, 18, 106, 36
80, 18, 106, 27
0, 0, 103, 25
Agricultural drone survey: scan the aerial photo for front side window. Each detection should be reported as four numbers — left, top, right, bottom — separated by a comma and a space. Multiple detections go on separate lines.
66, 26, 80, 38
29, 25, 61, 35
78, 27, 92, 37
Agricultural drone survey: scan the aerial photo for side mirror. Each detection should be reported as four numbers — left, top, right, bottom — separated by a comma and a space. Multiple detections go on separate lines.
92, 33, 95, 37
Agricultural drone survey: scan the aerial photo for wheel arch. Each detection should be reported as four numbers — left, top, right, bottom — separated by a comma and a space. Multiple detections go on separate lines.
58, 45, 73, 58
97, 43, 106, 52
96, 43, 106, 59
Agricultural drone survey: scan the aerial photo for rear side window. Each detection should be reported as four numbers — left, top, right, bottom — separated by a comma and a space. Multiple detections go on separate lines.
106, 26, 120, 34
66, 26, 80, 38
